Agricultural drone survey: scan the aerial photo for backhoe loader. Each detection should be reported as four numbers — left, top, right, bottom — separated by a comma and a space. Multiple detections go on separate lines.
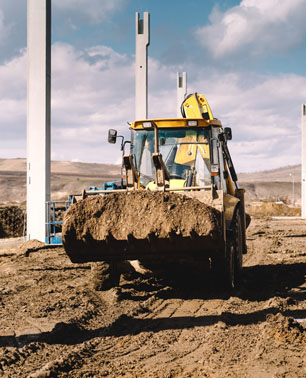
62, 93, 249, 289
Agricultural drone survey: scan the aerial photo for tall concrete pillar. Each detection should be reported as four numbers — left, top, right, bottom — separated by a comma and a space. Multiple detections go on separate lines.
177, 72, 187, 117
302, 104, 306, 218
135, 12, 150, 120
27, 0, 51, 241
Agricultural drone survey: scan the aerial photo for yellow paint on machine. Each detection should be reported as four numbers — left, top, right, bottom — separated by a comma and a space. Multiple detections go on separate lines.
183, 93, 214, 120
175, 132, 210, 166
146, 179, 186, 190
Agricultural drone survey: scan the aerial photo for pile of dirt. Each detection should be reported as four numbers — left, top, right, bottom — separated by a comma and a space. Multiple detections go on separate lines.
265, 313, 306, 345
0, 205, 25, 238
15, 239, 46, 256
247, 202, 301, 217
62, 191, 223, 263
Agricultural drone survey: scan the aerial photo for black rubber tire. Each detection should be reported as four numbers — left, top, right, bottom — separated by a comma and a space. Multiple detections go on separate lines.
91, 262, 121, 291
225, 211, 243, 289
213, 210, 243, 290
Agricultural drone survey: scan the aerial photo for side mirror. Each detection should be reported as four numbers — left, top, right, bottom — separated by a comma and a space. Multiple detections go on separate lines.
108, 129, 117, 144
224, 127, 232, 141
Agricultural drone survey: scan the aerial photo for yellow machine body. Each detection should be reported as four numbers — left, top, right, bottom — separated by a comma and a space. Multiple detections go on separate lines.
62, 93, 248, 285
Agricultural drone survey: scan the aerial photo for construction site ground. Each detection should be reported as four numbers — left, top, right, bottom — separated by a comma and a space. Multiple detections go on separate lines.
0, 216, 305, 377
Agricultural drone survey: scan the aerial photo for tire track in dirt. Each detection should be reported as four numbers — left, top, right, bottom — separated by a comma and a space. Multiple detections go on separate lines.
0, 217, 306, 377
138, 301, 209, 365
66, 282, 229, 377
46, 284, 203, 376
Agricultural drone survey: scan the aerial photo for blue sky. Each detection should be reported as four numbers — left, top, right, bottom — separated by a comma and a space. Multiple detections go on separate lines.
0, 0, 306, 172
53, 1, 219, 57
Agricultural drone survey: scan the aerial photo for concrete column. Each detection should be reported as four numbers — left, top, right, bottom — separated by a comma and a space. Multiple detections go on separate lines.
27, 0, 51, 241
177, 72, 187, 117
302, 104, 306, 218
135, 12, 150, 120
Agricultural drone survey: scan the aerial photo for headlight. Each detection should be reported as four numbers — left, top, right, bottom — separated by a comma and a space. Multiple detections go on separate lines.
187, 120, 198, 126
143, 121, 153, 128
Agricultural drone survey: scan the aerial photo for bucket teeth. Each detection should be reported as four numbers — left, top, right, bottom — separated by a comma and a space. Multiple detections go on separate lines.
190, 230, 197, 240
105, 233, 115, 246
168, 230, 177, 242
127, 233, 135, 245
147, 232, 155, 242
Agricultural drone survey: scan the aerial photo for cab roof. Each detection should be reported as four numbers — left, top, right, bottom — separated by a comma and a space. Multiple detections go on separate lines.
130, 118, 222, 130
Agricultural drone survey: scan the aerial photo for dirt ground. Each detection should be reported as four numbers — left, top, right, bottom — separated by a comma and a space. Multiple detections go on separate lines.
247, 202, 301, 217
0, 216, 305, 377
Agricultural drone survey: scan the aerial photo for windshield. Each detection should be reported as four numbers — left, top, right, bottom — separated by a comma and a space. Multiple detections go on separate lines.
130, 127, 211, 187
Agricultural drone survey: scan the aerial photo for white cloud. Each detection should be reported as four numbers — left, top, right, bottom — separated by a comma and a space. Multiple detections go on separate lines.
0, 1, 26, 63
189, 70, 306, 171
0, 51, 26, 137
0, 41, 304, 172
50, 43, 176, 162
195, 0, 306, 59
51, 43, 135, 130
53, 0, 125, 24
0, 0, 127, 65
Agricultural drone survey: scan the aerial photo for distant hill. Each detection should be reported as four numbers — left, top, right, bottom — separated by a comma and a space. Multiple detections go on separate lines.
0, 158, 302, 203
0, 158, 121, 176
0, 159, 121, 203
238, 164, 301, 203
238, 164, 300, 183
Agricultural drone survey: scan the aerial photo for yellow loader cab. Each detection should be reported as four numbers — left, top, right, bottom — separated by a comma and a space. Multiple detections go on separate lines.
130, 117, 221, 191
130, 117, 238, 199
129, 93, 238, 197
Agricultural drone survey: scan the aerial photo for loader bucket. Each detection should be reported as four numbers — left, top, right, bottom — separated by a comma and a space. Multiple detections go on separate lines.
62, 191, 224, 263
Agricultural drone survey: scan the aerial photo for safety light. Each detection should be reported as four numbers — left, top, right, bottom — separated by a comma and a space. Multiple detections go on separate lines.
143, 121, 153, 129
187, 120, 198, 127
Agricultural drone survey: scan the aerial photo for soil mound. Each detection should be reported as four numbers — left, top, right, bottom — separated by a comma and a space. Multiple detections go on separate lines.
0, 205, 25, 238
248, 202, 301, 217
62, 191, 223, 263
266, 313, 305, 344
16, 239, 46, 256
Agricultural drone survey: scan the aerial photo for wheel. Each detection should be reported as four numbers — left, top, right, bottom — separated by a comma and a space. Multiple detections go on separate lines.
225, 211, 243, 289
91, 262, 121, 291
212, 210, 243, 289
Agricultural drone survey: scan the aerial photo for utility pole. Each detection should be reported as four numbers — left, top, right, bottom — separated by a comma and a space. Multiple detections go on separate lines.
27, 0, 51, 241
302, 105, 306, 217
135, 12, 150, 120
